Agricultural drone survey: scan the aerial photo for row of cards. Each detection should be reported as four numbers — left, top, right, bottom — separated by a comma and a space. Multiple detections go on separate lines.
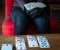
1, 35, 50, 50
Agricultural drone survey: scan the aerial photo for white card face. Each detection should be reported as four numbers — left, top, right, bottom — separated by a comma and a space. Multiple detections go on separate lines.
15, 37, 26, 50
24, 2, 46, 10
37, 36, 50, 48
27, 35, 38, 47
1, 44, 12, 50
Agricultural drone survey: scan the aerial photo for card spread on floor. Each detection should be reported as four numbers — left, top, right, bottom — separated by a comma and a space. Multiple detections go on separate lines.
27, 35, 38, 47
37, 36, 50, 48
1, 44, 12, 50
15, 37, 26, 50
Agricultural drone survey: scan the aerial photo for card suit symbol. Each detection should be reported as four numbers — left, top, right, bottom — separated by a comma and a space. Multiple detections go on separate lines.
18, 40, 20, 41
41, 43, 43, 44
31, 40, 33, 41
42, 46, 44, 47
20, 44, 22, 46
6, 44, 8, 46
44, 39, 47, 42
43, 43, 46, 46
20, 47, 22, 50
41, 41, 42, 42
33, 45, 35, 46
42, 42, 45, 44
20, 42, 21, 43
45, 46, 47, 47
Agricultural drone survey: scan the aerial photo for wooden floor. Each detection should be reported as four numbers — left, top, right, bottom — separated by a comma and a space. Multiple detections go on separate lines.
0, 34, 60, 50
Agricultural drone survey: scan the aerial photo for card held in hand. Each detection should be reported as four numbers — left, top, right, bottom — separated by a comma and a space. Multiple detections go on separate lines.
24, 2, 46, 10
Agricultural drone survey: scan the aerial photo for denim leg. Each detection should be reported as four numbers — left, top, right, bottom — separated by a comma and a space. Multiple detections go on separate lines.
10, 7, 28, 35
33, 17, 50, 33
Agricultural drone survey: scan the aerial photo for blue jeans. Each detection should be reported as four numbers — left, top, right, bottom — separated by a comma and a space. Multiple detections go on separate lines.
10, 6, 50, 35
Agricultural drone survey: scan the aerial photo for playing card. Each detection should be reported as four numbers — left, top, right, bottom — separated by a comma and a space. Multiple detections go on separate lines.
15, 37, 26, 50
37, 36, 50, 48
27, 35, 38, 47
24, 2, 46, 10
1, 44, 12, 50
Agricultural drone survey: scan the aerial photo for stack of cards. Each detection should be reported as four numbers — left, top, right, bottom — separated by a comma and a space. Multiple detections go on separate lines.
15, 37, 26, 50
27, 35, 38, 47
1, 44, 12, 50
37, 36, 50, 48
24, 2, 46, 10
